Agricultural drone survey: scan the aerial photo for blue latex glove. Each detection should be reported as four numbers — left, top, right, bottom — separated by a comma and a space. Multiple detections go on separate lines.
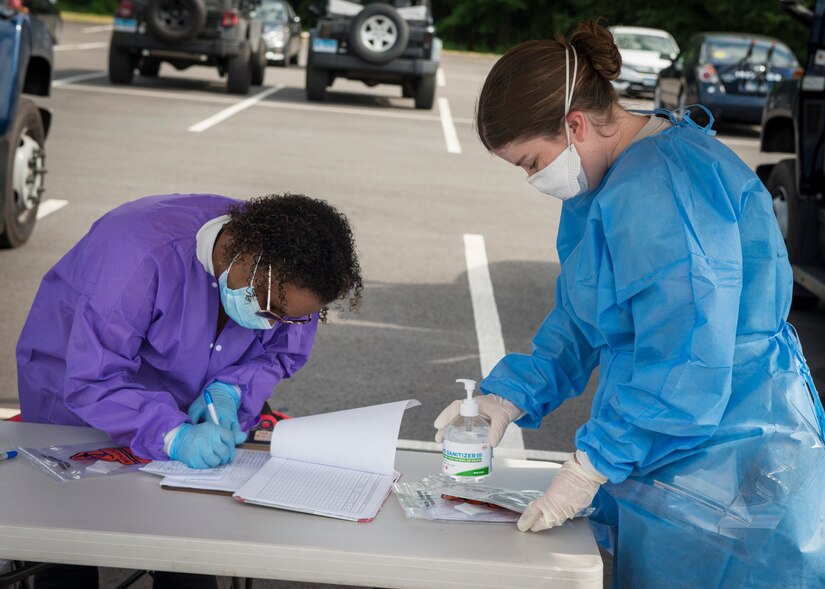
188, 381, 247, 445
168, 422, 237, 469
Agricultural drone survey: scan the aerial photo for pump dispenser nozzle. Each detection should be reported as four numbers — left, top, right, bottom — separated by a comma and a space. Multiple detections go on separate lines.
456, 379, 478, 417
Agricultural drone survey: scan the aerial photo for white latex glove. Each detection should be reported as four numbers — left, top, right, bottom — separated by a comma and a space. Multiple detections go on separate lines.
433, 393, 524, 446
517, 451, 607, 532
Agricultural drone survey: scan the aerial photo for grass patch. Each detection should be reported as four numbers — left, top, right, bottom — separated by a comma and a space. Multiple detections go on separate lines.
61, 11, 114, 23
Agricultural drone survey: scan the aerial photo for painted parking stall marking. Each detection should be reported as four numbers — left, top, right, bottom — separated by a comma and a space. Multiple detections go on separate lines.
54, 42, 108, 52
188, 85, 284, 132
438, 97, 461, 154
36, 199, 68, 220
52, 72, 108, 87
463, 233, 526, 456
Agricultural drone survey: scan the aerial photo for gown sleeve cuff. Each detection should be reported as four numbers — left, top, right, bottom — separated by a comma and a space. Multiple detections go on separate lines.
162, 424, 184, 457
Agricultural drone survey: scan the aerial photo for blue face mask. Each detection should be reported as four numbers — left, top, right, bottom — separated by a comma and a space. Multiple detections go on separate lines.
218, 261, 274, 331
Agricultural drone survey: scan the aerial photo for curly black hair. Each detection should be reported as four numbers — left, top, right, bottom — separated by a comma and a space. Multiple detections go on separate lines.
222, 193, 363, 322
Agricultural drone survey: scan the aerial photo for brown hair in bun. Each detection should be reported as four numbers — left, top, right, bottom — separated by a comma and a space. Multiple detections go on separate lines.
476, 19, 622, 152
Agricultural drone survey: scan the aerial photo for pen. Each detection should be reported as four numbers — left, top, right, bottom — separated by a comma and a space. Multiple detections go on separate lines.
203, 391, 221, 426
0, 450, 17, 462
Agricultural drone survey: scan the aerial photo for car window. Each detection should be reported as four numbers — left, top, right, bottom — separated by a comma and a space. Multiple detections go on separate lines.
254, 3, 287, 21
613, 33, 677, 55
704, 38, 798, 68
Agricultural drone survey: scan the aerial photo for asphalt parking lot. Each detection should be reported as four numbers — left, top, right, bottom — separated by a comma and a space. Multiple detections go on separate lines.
1, 17, 824, 588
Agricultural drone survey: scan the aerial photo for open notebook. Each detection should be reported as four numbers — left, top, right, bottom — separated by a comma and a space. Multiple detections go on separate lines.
234, 398, 419, 521
144, 399, 419, 522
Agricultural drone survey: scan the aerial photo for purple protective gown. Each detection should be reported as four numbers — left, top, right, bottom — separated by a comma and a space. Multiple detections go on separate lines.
17, 194, 318, 459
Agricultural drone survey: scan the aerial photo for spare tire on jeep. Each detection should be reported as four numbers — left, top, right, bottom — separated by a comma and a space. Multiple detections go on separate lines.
146, 0, 207, 44
349, 3, 409, 64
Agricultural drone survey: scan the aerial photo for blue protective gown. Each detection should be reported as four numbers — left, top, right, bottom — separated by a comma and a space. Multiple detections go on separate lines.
17, 194, 318, 460
481, 113, 825, 588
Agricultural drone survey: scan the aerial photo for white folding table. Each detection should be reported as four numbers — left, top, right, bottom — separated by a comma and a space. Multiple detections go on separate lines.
0, 421, 602, 588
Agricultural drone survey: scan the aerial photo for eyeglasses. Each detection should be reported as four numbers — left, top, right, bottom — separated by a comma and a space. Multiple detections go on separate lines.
250, 254, 313, 325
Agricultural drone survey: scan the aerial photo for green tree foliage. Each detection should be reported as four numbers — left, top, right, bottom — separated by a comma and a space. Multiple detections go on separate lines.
430, 0, 811, 61
60, 0, 813, 64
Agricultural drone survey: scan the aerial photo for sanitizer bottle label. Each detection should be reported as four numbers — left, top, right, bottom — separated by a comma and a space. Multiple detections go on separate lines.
442, 440, 492, 477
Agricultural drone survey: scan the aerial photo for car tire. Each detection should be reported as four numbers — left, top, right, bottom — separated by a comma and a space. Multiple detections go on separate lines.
413, 74, 435, 110
145, 0, 206, 44
0, 99, 45, 249
227, 44, 252, 95
108, 43, 135, 85
306, 64, 327, 101
139, 57, 161, 77
349, 3, 409, 65
305, 46, 327, 101
251, 42, 266, 86
766, 158, 821, 310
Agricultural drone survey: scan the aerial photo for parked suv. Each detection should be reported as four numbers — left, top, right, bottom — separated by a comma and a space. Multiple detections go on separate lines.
109, 0, 267, 94
756, 0, 825, 308
305, 0, 441, 109
1, 6, 53, 248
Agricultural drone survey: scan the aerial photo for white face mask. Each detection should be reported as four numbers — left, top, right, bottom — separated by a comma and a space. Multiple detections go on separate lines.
527, 45, 589, 200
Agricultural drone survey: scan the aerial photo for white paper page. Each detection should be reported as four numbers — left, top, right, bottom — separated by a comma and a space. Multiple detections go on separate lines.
235, 456, 395, 520
160, 449, 270, 492
141, 460, 228, 479
268, 399, 420, 475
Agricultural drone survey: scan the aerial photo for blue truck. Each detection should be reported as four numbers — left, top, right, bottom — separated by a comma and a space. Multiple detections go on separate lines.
0, 4, 53, 248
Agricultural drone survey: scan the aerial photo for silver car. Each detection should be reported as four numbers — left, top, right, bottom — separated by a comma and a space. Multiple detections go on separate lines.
256, 0, 301, 67
610, 26, 679, 96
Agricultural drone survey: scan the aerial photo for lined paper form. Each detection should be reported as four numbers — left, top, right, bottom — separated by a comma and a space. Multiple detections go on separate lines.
236, 458, 397, 520
158, 449, 270, 493
233, 399, 419, 521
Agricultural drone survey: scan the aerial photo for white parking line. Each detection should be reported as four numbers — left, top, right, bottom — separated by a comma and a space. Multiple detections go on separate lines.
463, 234, 525, 456
436, 67, 446, 87
438, 97, 461, 154
54, 42, 108, 52
188, 85, 284, 132
82, 24, 114, 33
36, 199, 68, 219
52, 72, 108, 87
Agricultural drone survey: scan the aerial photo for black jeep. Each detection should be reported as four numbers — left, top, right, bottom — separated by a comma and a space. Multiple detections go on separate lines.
305, 0, 441, 109
108, 0, 267, 94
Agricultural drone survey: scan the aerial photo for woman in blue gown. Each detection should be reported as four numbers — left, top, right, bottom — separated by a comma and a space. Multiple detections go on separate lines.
435, 21, 825, 588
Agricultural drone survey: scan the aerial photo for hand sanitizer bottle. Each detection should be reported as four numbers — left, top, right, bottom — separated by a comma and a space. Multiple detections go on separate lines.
441, 379, 492, 482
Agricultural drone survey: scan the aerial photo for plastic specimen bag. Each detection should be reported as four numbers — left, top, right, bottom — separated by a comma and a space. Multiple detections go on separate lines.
394, 473, 594, 523
17, 441, 151, 482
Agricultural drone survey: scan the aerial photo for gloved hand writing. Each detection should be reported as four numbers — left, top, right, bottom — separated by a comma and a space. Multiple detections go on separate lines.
188, 381, 247, 445
517, 452, 607, 532
433, 393, 524, 446
168, 422, 237, 469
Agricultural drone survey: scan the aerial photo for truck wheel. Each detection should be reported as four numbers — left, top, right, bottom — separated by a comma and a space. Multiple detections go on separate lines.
108, 44, 135, 85
349, 3, 409, 64
767, 158, 821, 310
145, 0, 206, 44
305, 62, 327, 101
0, 99, 45, 248
251, 42, 266, 86
227, 44, 252, 95
139, 57, 161, 77
413, 74, 435, 110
